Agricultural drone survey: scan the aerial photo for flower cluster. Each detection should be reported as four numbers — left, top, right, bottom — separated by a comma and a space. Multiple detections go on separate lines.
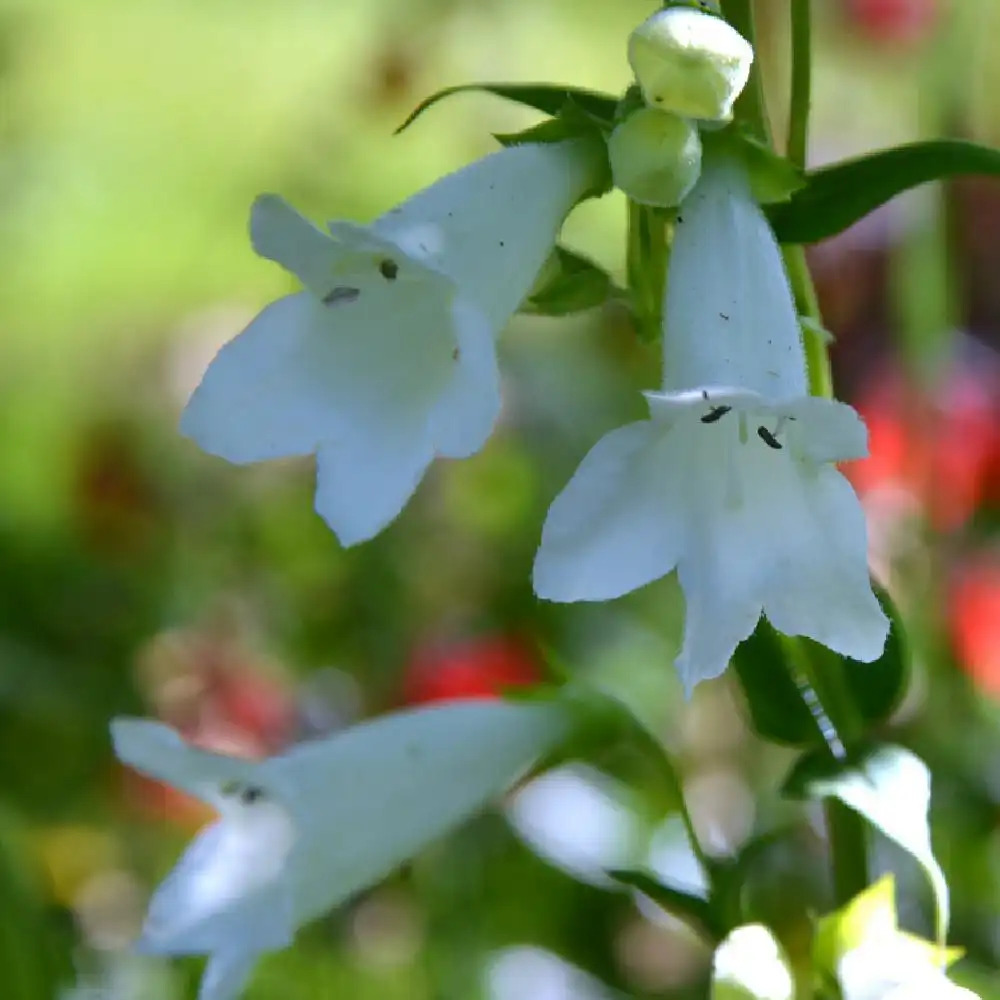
117, 6, 900, 997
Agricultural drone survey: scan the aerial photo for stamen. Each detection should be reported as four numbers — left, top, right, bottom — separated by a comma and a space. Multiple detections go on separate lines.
738, 412, 749, 445
757, 426, 782, 450
700, 405, 731, 424
240, 786, 265, 805
379, 258, 399, 281
322, 286, 360, 306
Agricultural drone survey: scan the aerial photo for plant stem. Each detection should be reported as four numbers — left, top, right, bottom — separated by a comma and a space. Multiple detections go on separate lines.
787, 0, 812, 168
826, 800, 870, 907
782, 245, 833, 398
720, 0, 771, 143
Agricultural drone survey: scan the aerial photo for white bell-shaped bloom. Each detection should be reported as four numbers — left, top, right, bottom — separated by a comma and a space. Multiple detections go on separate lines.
113, 700, 572, 1000
534, 153, 888, 692
181, 138, 604, 545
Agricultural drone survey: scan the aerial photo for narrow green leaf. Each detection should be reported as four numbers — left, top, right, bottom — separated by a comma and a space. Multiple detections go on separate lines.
396, 82, 619, 134
522, 245, 621, 317
783, 745, 949, 944
768, 139, 1000, 244
609, 868, 722, 939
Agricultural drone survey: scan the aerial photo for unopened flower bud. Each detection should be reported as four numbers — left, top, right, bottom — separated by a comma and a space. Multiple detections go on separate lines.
609, 108, 702, 207
628, 7, 754, 122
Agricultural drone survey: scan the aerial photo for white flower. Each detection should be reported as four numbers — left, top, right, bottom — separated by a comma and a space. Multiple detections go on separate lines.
534, 153, 889, 692
181, 138, 604, 546
712, 924, 794, 1000
838, 938, 979, 1000
113, 700, 572, 1000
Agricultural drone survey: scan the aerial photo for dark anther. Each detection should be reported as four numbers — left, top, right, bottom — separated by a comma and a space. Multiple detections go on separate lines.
451, 347, 460, 361
379, 258, 399, 281
719, 312, 730, 320
677, 215, 684, 223
700, 405, 732, 424
240, 785, 265, 805
757, 426, 782, 450
322, 286, 360, 306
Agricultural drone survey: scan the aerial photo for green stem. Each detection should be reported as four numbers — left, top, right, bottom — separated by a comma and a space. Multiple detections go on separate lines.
720, 0, 771, 143
782, 245, 833, 398
825, 800, 870, 907
787, 0, 812, 167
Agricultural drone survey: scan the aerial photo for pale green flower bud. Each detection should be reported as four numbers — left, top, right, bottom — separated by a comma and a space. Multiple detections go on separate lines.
628, 7, 754, 122
608, 108, 702, 207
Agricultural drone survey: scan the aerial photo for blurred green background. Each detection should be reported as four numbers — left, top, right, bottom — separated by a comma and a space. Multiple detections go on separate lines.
3, 0, 1000, 997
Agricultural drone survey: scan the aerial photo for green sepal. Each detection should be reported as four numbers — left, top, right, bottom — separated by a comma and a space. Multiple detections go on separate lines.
732, 131, 805, 204
732, 586, 908, 747
521, 244, 623, 317
396, 82, 619, 135
768, 138, 1000, 244
608, 868, 722, 940
783, 744, 949, 944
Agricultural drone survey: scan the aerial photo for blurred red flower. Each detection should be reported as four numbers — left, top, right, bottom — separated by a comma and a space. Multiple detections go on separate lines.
948, 556, 1000, 697
403, 635, 542, 704
842, 0, 940, 45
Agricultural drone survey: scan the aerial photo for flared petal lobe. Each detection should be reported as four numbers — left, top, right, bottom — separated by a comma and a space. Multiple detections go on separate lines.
663, 156, 806, 400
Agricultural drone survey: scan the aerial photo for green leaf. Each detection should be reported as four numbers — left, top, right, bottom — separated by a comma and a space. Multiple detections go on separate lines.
521, 245, 621, 316
609, 868, 722, 939
733, 587, 908, 747
783, 745, 949, 944
768, 139, 1000, 244
396, 82, 619, 135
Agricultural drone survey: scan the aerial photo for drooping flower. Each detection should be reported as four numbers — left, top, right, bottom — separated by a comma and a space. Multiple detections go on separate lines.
534, 151, 889, 692
113, 700, 572, 1000
181, 138, 605, 546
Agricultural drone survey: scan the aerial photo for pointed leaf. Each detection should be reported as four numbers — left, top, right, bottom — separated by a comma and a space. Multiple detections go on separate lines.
609, 868, 722, 939
522, 245, 621, 316
396, 83, 619, 134
768, 139, 1000, 244
783, 745, 949, 944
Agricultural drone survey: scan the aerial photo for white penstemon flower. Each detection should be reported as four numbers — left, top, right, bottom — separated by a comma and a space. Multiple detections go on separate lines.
533, 152, 889, 692
113, 701, 571, 1000
182, 138, 605, 546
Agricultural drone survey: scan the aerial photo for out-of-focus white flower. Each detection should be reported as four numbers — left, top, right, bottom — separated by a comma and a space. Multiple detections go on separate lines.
113, 700, 572, 1000
534, 153, 888, 692
712, 924, 794, 1000
628, 7, 754, 122
181, 138, 604, 546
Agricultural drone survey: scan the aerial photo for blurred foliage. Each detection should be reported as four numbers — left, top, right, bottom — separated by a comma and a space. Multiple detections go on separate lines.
2, 0, 1000, 999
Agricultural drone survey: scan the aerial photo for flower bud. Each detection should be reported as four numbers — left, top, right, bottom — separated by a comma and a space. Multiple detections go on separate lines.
608, 108, 702, 207
628, 7, 754, 122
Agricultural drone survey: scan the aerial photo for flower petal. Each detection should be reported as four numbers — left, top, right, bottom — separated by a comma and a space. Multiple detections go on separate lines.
783, 396, 869, 464
428, 296, 501, 459
111, 718, 255, 802
372, 139, 604, 330
180, 294, 346, 463
136, 806, 295, 956
675, 536, 765, 694
314, 424, 436, 546
198, 951, 260, 1000
759, 465, 888, 662
663, 155, 806, 400
533, 421, 685, 601
261, 700, 571, 928
250, 196, 342, 299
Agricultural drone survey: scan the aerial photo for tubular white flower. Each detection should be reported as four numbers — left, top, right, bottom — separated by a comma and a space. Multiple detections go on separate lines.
113, 700, 572, 1000
534, 153, 888, 692
181, 138, 604, 546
